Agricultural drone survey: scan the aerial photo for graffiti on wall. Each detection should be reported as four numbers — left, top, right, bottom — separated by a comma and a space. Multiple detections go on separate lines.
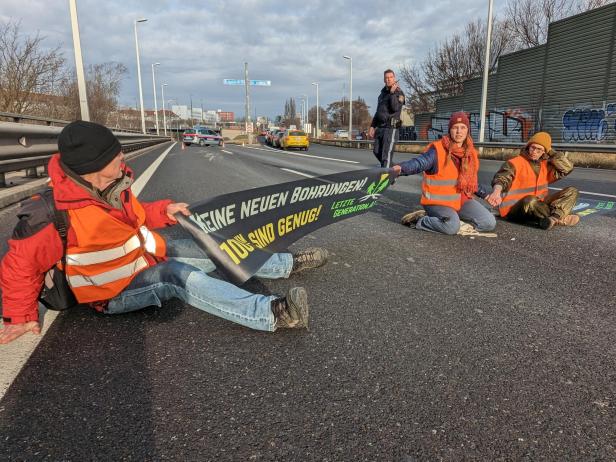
562, 103, 616, 142
423, 109, 535, 142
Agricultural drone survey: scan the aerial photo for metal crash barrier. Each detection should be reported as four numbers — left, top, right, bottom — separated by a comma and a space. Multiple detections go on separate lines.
0, 116, 170, 187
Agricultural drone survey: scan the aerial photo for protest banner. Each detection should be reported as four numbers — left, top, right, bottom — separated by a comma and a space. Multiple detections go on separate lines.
177, 168, 392, 284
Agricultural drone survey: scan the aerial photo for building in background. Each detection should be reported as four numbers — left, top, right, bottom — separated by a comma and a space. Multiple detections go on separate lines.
217, 110, 234, 122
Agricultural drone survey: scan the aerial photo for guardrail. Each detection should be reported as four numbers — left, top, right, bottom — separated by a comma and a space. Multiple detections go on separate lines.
313, 138, 616, 153
0, 120, 171, 187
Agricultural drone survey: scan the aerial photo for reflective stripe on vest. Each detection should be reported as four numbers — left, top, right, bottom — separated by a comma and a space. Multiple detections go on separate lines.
424, 178, 458, 186
420, 139, 478, 211
66, 226, 159, 266
499, 156, 549, 217
64, 192, 166, 303
68, 256, 148, 288
423, 191, 461, 201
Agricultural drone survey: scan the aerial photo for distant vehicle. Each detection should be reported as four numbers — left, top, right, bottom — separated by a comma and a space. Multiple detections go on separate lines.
273, 130, 285, 148
334, 129, 349, 139
280, 129, 309, 151
182, 128, 223, 147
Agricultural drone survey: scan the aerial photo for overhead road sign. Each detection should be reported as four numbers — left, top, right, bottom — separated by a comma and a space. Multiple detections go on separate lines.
223, 79, 271, 86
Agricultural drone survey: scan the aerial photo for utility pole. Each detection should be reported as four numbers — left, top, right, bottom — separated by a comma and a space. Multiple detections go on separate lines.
244, 62, 252, 143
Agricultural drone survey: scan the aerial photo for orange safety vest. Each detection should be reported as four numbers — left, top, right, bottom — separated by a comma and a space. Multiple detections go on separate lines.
64, 193, 166, 303
499, 156, 549, 217
421, 140, 477, 211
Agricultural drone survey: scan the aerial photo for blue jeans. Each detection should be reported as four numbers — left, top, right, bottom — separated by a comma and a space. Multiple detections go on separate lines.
106, 239, 293, 332
416, 199, 496, 235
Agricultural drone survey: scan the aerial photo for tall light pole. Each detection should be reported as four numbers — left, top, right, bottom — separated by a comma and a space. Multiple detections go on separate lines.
302, 94, 308, 131
68, 0, 90, 121
479, 0, 494, 143
311, 82, 319, 137
343, 55, 352, 139
133, 18, 148, 134
161, 83, 168, 136
151, 62, 160, 135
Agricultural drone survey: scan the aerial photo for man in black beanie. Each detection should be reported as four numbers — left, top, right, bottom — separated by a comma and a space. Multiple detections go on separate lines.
0, 121, 327, 344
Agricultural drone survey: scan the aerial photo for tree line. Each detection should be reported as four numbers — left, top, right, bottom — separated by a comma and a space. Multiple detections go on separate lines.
278, 96, 373, 131
0, 20, 126, 125
399, 0, 611, 113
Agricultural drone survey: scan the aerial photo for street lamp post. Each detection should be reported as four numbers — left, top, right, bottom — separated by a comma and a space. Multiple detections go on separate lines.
151, 62, 160, 135
343, 55, 352, 139
479, 0, 494, 144
161, 83, 168, 136
311, 82, 319, 138
302, 94, 308, 131
68, 0, 90, 121
133, 18, 148, 134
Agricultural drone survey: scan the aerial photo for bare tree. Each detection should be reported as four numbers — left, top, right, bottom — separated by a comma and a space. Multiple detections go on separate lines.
505, 0, 613, 48
308, 106, 328, 129
60, 62, 127, 124
0, 20, 67, 114
399, 18, 515, 113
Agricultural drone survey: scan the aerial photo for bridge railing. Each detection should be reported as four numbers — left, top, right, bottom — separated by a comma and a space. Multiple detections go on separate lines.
0, 117, 170, 187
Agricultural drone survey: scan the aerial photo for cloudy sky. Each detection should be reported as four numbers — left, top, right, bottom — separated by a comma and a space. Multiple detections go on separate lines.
2, 0, 507, 119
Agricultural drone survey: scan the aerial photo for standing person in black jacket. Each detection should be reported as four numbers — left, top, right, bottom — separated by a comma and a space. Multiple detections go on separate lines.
368, 69, 405, 167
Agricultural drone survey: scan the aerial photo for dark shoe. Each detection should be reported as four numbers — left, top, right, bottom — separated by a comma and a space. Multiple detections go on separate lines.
401, 209, 426, 227
271, 287, 309, 329
291, 247, 328, 275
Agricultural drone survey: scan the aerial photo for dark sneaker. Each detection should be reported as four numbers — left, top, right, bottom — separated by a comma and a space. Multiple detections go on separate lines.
401, 209, 426, 227
291, 247, 328, 275
271, 287, 309, 329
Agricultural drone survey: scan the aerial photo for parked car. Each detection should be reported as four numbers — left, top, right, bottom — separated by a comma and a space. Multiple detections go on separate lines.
280, 129, 309, 151
182, 128, 223, 147
334, 129, 349, 139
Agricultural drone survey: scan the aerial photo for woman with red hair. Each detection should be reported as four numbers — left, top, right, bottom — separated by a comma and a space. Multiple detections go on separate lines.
392, 112, 496, 235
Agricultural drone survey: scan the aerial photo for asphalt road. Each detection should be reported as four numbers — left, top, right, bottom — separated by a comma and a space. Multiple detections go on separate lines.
0, 141, 615, 461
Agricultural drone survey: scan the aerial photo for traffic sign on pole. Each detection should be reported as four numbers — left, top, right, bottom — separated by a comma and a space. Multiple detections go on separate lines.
223, 79, 271, 86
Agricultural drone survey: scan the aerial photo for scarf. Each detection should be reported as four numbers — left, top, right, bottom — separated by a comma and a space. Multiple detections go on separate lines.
440, 135, 479, 196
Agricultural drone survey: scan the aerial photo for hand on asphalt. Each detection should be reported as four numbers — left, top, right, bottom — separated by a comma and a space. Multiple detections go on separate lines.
0, 321, 41, 345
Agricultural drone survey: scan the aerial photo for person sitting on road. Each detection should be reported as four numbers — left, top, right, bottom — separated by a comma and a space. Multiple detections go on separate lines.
0, 121, 328, 345
392, 112, 496, 235
484, 131, 579, 230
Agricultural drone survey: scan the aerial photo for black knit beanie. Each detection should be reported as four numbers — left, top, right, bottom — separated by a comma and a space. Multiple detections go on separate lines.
58, 121, 122, 174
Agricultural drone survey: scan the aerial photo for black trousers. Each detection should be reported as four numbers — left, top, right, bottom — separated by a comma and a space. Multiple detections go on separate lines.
373, 127, 398, 167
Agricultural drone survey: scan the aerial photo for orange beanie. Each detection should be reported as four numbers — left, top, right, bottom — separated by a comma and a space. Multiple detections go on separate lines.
527, 132, 552, 152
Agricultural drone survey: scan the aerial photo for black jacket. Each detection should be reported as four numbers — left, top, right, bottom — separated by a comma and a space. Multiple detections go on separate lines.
371, 86, 405, 128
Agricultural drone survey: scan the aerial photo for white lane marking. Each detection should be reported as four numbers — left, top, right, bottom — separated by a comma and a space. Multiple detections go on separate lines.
241, 145, 360, 164
280, 168, 314, 178
548, 186, 616, 199
0, 142, 175, 401
221, 150, 233, 154
132, 142, 176, 196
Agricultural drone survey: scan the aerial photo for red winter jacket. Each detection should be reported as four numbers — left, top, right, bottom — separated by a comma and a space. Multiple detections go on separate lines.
0, 154, 174, 325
